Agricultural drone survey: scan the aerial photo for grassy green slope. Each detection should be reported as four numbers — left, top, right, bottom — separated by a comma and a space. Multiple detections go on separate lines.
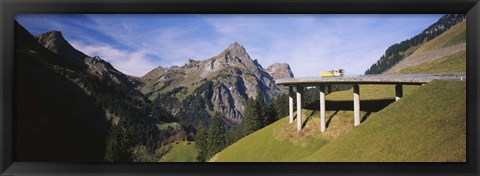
396, 50, 466, 74
303, 80, 465, 162
159, 141, 199, 162
413, 20, 466, 54
211, 110, 339, 162
212, 81, 465, 162
211, 85, 415, 162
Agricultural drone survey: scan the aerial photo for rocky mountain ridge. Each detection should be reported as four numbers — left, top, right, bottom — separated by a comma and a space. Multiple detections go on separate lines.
16, 21, 165, 161
141, 42, 293, 126
29, 24, 294, 129
36, 31, 142, 88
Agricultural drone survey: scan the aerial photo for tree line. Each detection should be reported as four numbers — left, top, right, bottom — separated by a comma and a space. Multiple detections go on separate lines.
365, 14, 465, 74
195, 92, 289, 161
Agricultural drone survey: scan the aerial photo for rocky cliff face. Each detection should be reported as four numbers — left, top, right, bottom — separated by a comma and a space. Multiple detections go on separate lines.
37, 31, 89, 69
36, 31, 142, 89
265, 63, 294, 80
141, 42, 293, 126
33, 28, 153, 126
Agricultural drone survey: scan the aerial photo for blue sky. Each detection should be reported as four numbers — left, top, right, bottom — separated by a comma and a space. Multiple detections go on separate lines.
16, 14, 444, 77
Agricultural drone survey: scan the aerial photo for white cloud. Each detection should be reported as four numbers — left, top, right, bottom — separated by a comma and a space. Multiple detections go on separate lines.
70, 41, 157, 77
18, 14, 443, 77
76, 14, 443, 77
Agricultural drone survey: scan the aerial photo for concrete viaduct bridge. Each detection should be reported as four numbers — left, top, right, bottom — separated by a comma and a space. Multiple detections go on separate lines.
275, 73, 466, 133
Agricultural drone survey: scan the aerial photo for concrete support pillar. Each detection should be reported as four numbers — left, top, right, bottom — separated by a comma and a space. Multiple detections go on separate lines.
289, 87, 294, 123
353, 84, 360, 127
395, 84, 403, 101
296, 86, 304, 132
319, 85, 326, 133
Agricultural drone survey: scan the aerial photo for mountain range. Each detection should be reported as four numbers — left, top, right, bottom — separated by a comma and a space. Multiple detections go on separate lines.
14, 20, 293, 160
141, 42, 293, 127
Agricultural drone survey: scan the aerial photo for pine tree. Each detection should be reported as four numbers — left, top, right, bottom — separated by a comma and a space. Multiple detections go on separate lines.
243, 98, 262, 135
104, 123, 136, 162
273, 93, 289, 120
255, 92, 268, 126
206, 112, 226, 159
195, 122, 208, 161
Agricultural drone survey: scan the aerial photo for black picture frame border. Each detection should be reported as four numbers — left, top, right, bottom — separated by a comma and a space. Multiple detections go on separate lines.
1, 0, 479, 175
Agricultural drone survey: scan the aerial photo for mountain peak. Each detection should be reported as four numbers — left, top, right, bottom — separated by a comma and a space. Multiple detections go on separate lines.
266, 63, 294, 79
38, 30, 66, 43
37, 30, 68, 53
225, 42, 248, 57
228, 42, 242, 48
36, 30, 89, 68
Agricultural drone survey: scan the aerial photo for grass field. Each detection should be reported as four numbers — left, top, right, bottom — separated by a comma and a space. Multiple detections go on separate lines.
159, 141, 199, 162
212, 80, 466, 162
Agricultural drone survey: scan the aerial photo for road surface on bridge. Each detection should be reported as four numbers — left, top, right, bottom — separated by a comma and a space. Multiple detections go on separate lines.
275, 73, 466, 86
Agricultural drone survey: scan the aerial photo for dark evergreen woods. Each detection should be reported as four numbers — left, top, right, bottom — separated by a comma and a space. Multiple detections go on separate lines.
365, 14, 465, 74
196, 92, 289, 161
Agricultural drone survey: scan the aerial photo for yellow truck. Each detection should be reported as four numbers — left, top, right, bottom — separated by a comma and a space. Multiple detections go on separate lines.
320, 69, 344, 77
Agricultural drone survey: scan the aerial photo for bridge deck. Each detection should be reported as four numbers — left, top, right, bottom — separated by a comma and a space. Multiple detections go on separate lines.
275, 73, 466, 86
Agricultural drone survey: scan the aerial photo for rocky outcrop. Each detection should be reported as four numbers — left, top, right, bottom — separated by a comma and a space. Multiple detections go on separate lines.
36, 31, 141, 89
142, 42, 294, 126
266, 63, 294, 80
37, 31, 89, 69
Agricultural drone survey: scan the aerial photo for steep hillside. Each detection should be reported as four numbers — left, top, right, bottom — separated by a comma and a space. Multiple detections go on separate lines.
15, 21, 110, 161
413, 20, 466, 54
211, 81, 465, 162
302, 80, 465, 162
210, 82, 421, 162
365, 14, 465, 74
395, 50, 466, 74
386, 20, 466, 74
36, 31, 143, 89
15, 21, 165, 162
142, 42, 293, 128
